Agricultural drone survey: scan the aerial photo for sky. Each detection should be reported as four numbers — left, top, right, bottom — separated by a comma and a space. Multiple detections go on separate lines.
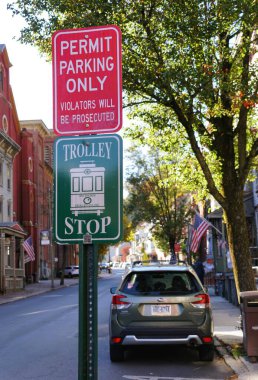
0, 0, 131, 171
0, 0, 53, 128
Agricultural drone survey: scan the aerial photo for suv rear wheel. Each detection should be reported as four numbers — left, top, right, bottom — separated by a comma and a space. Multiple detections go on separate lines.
110, 345, 124, 362
198, 344, 214, 361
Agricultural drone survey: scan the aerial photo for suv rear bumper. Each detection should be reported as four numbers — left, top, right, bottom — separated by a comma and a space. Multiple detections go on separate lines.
122, 334, 203, 346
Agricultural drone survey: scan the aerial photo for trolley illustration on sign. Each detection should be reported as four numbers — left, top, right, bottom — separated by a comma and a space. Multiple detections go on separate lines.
70, 161, 105, 216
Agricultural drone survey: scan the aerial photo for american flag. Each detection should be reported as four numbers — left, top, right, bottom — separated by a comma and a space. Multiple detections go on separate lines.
23, 236, 35, 262
190, 213, 210, 253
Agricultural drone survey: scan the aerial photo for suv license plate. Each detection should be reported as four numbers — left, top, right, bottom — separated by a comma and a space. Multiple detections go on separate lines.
151, 305, 171, 316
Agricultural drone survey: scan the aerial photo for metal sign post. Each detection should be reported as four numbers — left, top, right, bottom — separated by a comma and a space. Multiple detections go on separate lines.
54, 135, 122, 379
52, 24, 123, 380
78, 239, 98, 380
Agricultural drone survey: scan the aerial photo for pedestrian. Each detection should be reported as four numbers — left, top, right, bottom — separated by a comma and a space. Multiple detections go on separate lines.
193, 259, 205, 285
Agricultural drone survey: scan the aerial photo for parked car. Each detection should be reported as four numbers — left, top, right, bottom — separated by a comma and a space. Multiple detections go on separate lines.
109, 260, 214, 362
63, 265, 79, 278
112, 262, 121, 269
99, 262, 112, 272
99, 262, 108, 270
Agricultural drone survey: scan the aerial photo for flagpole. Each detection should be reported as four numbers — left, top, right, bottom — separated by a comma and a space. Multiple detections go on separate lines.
187, 223, 193, 265
210, 223, 223, 235
195, 211, 223, 235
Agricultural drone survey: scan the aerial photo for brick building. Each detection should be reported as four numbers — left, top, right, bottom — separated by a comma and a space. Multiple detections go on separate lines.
0, 44, 78, 292
0, 44, 26, 292
20, 120, 55, 282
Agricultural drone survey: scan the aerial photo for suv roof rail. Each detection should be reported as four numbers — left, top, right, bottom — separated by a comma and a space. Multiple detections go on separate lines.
132, 259, 189, 267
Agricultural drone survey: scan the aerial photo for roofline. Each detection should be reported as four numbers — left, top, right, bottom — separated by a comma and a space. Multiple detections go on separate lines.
0, 44, 12, 68
20, 120, 52, 136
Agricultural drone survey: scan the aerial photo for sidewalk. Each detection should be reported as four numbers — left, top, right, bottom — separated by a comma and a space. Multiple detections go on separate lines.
0, 277, 80, 305
0, 277, 258, 379
209, 286, 258, 379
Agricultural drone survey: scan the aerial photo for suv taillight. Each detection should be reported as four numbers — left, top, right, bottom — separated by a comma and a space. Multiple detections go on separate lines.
112, 294, 131, 309
191, 294, 210, 309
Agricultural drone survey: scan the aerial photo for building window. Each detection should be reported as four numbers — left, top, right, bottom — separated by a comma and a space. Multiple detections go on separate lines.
7, 200, 11, 221
7, 164, 11, 191
44, 145, 53, 168
44, 145, 49, 162
16, 244, 22, 269
6, 243, 11, 267
28, 157, 33, 172
2, 115, 8, 133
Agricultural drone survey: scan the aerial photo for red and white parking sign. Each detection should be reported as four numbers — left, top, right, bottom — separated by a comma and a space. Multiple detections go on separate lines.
52, 25, 122, 135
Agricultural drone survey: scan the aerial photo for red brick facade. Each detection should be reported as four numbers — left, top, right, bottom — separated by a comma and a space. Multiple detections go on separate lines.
0, 44, 77, 291
0, 44, 26, 292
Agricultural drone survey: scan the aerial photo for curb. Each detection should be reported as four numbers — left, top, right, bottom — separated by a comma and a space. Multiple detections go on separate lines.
214, 337, 251, 378
238, 356, 258, 379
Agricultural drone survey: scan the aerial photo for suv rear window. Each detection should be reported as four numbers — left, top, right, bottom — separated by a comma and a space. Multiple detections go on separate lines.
121, 271, 202, 295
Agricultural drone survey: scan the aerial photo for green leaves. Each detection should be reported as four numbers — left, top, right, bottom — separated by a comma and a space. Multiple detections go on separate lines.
9, 0, 257, 196
124, 141, 194, 252
8, 0, 258, 291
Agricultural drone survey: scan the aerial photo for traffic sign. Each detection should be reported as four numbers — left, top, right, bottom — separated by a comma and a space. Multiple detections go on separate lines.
52, 25, 122, 135
54, 134, 123, 243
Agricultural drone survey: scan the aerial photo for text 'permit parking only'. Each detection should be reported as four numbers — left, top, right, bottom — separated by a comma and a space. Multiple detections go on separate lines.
52, 25, 122, 135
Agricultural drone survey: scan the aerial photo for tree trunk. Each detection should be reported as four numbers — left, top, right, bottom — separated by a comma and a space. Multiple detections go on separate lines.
223, 192, 256, 296
169, 235, 177, 263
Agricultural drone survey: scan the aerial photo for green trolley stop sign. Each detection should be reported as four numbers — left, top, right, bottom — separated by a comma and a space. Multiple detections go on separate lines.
54, 134, 123, 243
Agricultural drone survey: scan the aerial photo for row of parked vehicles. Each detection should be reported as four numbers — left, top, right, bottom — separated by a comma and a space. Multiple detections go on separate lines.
57, 261, 128, 277
56, 261, 119, 277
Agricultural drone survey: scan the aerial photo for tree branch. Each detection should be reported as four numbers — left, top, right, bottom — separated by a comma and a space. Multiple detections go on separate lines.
241, 139, 258, 186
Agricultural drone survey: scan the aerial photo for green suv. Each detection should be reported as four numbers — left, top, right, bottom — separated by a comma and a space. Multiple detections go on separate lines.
109, 261, 214, 362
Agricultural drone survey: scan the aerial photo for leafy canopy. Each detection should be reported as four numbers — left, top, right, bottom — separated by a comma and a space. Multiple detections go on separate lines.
8, 1, 258, 207
8, 0, 258, 291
